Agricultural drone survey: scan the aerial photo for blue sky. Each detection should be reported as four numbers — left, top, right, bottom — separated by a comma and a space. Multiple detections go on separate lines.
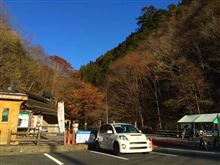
5, 0, 179, 69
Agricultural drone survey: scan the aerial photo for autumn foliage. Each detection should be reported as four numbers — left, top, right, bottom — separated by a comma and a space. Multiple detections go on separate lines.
1, 0, 220, 130
82, 0, 220, 129
65, 80, 104, 127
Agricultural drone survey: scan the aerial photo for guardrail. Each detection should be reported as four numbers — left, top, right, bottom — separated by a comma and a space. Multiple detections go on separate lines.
154, 130, 182, 138
8, 130, 65, 145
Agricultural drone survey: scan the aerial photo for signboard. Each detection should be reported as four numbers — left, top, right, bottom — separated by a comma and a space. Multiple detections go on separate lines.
30, 115, 37, 128
57, 101, 65, 133
76, 131, 95, 144
30, 115, 43, 129
18, 113, 29, 128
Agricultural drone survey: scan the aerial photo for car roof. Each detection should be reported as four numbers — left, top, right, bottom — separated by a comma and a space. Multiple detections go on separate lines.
108, 123, 133, 126
99, 123, 134, 128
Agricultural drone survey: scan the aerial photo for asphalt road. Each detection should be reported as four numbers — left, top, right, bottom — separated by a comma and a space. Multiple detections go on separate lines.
1, 148, 220, 165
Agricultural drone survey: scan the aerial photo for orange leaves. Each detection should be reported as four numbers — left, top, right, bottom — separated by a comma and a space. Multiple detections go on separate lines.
49, 55, 73, 76
65, 81, 103, 121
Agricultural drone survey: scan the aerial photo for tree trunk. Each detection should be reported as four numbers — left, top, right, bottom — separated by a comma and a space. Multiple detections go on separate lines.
155, 98, 162, 129
105, 84, 109, 124
193, 84, 201, 114
28, 81, 35, 91
139, 110, 144, 129
152, 78, 162, 130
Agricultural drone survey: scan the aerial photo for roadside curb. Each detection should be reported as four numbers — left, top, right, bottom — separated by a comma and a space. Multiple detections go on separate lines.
0, 144, 88, 155
155, 146, 220, 157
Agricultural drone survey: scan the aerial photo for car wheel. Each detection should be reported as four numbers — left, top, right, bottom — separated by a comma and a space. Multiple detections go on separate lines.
113, 142, 120, 156
95, 141, 100, 151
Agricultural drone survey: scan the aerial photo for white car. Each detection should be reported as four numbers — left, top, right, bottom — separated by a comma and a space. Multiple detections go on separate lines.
95, 123, 152, 155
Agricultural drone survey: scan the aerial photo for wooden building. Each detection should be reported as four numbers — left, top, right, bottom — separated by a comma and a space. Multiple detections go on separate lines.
0, 92, 27, 145
18, 90, 71, 132
0, 90, 72, 145
22, 92, 59, 132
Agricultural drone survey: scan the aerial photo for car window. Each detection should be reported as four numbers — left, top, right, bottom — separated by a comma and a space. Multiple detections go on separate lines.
113, 124, 139, 133
106, 125, 114, 133
100, 125, 108, 133
115, 126, 124, 133
99, 125, 114, 134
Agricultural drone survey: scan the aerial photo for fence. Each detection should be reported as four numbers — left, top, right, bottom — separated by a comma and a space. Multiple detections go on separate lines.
154, 130, 182, 138
8, 130, 65, 145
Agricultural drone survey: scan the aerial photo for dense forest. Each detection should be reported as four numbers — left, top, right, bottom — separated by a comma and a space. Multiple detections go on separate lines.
1, 0, 220, 130
81, 0, 220, 129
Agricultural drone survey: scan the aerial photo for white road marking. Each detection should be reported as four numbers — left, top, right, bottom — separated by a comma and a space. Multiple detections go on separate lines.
89, 151, 128, 160
151, 151, 178, 157
44, 153, 64, 165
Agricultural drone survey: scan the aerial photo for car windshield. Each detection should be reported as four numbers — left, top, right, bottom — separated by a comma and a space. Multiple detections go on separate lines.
113, 124, 140, 133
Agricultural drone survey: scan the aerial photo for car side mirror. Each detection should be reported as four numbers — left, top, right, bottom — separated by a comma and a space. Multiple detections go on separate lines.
139, 130, 142, 133
107, 130, 113, 134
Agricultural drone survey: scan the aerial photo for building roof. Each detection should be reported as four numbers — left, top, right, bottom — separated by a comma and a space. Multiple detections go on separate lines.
23, 91, 72, 119
178, 113, 219, 124
0, 91, 27, 96
194, 113, 218, 123
0, 91, 27, 101
25, 97, 57, 116
177, 114, 201, 123
1, 89, 72, 119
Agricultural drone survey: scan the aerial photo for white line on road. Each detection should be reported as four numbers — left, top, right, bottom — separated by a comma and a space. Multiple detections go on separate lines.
44, 153, 64, 165
89, 151, 129, 160
151, 152, 178, 157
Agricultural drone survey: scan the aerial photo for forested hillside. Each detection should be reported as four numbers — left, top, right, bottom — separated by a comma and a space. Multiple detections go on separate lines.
0, 12, 104, 128
81, 0, 220, 129
1, 0, 220, 130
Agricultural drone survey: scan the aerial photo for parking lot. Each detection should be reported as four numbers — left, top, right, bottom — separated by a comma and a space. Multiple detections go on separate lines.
1, 148, 220, 165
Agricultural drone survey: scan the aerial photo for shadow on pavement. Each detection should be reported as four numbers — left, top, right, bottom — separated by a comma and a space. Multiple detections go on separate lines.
156, 147, 220, 161
52, 152, 88, 165
87, 143, 116, 155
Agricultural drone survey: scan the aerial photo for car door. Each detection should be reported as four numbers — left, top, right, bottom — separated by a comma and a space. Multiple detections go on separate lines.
105, 125, 115, 150
101, 125, 112, 149
97, 125, 108, 149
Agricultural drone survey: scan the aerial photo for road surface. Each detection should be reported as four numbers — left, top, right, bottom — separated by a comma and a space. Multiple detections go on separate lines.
1, 148, 220, 165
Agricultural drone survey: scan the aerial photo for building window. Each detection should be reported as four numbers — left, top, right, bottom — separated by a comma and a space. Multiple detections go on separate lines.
2, 108, 9, 122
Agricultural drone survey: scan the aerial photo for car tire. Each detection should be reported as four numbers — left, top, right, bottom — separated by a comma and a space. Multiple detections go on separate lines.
95, 141, 100, 151
113, 142, 120, 156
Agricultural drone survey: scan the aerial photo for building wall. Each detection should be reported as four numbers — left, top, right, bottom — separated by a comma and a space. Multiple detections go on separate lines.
42, 114, 59, 132
0, 100, 24, 144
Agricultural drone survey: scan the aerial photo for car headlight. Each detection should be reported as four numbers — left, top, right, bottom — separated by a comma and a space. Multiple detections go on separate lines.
145, 135, 150, 140
119, 135, 128, 141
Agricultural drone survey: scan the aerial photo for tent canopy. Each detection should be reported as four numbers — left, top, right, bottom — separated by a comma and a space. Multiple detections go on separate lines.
178, 113, 219, 124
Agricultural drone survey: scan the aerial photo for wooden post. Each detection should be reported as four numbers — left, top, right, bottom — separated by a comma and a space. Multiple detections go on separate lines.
37, 130, 41, 146
72, 132, 75, 144
7, 130, 12, 145
64, 131, 66, 145
67, 129, 71, 145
